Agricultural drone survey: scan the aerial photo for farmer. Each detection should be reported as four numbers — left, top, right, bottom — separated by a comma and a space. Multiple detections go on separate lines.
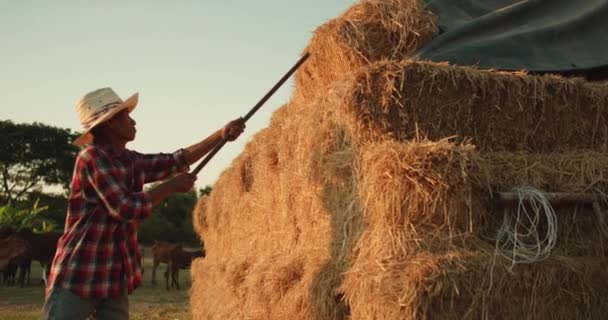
41, 87, 245, 319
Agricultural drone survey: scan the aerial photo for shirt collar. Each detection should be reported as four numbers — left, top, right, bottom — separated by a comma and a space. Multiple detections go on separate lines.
92, 142, 123, 157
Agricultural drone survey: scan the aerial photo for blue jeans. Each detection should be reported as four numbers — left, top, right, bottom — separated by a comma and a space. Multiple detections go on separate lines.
41, 286, 128, 320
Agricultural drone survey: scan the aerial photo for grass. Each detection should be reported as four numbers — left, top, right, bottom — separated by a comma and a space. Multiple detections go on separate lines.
0, 248, 193, 320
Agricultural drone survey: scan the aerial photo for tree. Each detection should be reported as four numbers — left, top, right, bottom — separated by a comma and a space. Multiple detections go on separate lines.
0, 120, 80, 204
156, 190, 197, 229
0, 201, 57, 233
199, 185, 213, 197
138, 190, 200, 246
26, 191, 68, 228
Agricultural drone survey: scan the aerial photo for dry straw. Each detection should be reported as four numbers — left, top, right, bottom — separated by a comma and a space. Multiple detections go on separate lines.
189, 0, 608, 319
343, 140, 608, 319
191, 98, 361, 319
293, 0, 437, 103
340, 59, 608, 151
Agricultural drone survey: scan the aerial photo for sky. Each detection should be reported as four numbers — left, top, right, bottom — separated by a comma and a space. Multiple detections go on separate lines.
0, 0, 357, 189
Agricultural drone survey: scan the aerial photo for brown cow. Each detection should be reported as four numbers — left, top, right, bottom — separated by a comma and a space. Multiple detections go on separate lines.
165, 248, 205, 291
8, 229, 61, 285
0, 226, 14, 239
2, 260, 18, 285
21, 229, 60, 285
0, 237, 31, 287
151, 241, 181, 285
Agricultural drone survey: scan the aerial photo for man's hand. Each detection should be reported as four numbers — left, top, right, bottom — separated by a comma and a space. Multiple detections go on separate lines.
148, 172, 197, 207
222, 118, 246, 141
168, 172, 197, 193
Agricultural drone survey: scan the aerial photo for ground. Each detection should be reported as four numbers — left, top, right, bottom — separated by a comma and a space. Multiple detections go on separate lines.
0, 248, 193, 320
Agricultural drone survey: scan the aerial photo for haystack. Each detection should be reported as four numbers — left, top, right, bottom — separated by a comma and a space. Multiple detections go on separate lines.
190, 0, 608, 319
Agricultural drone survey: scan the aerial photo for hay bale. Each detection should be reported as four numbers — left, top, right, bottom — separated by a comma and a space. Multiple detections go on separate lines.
343, 236, 608, 320
341, 140, 608, 319
294, 0, 438, 103
189, 2, 608, 319
337, 59, 608, 151
191, 100, 356, 319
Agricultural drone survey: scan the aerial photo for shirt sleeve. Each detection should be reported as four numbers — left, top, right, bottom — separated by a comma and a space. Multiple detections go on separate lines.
131, 149, 189, 184
80, 147, 153, 222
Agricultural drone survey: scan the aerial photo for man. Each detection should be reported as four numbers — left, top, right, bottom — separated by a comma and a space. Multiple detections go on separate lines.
41, 87, 245, 319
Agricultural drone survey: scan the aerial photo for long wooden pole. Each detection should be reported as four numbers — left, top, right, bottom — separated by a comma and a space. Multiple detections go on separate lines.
192, 52, 310, 175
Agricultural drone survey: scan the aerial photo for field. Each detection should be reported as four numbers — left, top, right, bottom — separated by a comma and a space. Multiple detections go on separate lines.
0, 249, 192, 320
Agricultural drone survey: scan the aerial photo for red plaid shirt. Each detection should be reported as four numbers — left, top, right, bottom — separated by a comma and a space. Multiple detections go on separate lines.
46, 143, 188, 298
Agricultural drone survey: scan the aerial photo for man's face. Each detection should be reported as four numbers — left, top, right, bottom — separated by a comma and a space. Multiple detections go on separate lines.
107, 109, 137, 142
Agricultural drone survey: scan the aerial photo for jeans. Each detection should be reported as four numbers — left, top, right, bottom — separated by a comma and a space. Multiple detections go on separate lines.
40, 286, 128, 320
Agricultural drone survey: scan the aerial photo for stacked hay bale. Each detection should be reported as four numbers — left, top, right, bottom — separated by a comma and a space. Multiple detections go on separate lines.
293, 0, 437, 103
190, 0, 608, 319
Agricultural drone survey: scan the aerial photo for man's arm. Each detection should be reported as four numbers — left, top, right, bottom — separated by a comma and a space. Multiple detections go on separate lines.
182, 130, 224, 166
82, 147, 196, 221
182, 118, 245, 166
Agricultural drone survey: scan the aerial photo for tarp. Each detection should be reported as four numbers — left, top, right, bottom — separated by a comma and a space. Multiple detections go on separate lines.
416, 0, 608, 72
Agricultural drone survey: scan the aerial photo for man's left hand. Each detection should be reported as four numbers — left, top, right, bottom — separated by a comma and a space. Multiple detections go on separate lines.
222, 118, 246, 141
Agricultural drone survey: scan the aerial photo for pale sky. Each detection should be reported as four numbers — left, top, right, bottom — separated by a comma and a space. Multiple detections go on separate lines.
0, 0, 357, 189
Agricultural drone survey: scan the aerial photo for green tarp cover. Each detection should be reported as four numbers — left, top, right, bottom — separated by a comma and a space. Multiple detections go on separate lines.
416, 0, 608, 71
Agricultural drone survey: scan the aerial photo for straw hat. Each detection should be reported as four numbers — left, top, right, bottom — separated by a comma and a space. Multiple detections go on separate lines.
73, 87, 139, 146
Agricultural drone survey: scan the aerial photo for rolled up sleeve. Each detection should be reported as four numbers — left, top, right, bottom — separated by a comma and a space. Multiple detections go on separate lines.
132, 149, 189, 183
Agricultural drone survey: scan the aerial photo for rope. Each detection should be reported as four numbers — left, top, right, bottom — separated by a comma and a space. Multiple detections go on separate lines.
495, 186, 558, 269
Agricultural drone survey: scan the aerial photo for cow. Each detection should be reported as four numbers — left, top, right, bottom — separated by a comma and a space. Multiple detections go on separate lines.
165, 248, 205, 291
2, 260, 17, 285
0, 226, 14, 239
13, 229, 61, 285
0, 237, 31, 287
151, 241, 181, 285
1, 227, 61, 285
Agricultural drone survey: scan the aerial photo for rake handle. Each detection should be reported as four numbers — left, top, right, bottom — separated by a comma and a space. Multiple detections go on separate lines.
192, 52, 310, 175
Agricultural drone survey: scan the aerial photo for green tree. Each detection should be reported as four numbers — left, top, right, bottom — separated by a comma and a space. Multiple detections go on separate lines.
26, 191, 68, 229
139, 190, 200, 246
0, 120, 79, 204
199, 185, 213, 196
0, 201, 57, 233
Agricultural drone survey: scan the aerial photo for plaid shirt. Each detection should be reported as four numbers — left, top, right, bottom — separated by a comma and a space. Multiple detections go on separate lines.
46, 143, 188, 298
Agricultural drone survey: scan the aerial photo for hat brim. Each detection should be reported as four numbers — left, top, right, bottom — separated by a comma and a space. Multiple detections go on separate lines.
73, 92, 139, 146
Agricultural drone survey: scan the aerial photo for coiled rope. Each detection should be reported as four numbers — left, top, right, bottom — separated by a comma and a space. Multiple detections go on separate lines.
483, 186, 559, 317
495, 186, 558, 269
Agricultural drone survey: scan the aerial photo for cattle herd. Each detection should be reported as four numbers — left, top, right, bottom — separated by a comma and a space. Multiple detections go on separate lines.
0, 226, 204, 292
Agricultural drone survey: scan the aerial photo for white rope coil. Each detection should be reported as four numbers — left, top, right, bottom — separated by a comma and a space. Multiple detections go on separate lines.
495, 186, 558, 269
